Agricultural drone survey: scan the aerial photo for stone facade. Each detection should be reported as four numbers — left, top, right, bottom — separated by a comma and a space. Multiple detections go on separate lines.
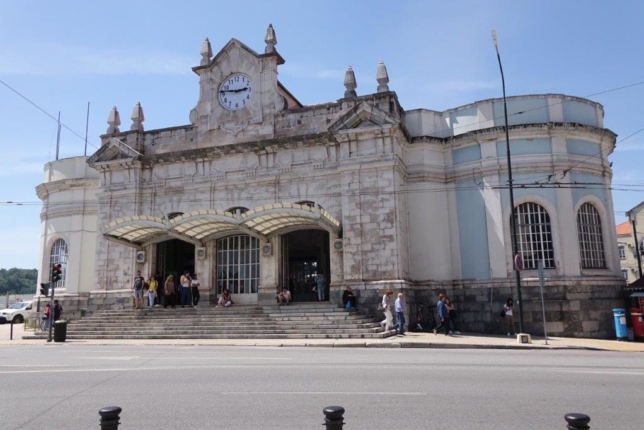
35, 26, 626, 337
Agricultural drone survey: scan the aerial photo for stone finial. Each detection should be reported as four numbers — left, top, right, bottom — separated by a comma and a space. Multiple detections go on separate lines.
376, 60, 390, 93
265, 24, 277, 53
343, 66, 357, 98
200, 37, 212, 66
107, 106, 121, 134
130, 102, 145, 132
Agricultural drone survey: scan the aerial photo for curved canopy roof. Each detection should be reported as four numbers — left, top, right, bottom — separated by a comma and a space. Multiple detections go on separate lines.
101, 203, 341, 248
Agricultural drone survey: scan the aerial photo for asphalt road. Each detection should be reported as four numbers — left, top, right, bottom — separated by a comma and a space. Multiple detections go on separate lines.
0, 345, 642, 430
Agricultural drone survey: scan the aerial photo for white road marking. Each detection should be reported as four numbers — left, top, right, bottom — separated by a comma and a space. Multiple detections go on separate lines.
221, 391, 427, 396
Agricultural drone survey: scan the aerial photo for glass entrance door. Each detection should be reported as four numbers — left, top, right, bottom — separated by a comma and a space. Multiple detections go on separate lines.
282, 230, 330, 302
216, 235, 259, 305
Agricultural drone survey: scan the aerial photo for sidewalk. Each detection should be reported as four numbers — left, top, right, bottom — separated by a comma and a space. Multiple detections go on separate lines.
2, 323, 643, 351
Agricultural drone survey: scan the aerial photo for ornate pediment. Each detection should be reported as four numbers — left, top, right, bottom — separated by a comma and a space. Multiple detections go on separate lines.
328, 102, 399, 133
87, 138, 142, 167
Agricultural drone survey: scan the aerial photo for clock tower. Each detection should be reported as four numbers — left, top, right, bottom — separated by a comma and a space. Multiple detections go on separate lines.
189, 24, 289, 146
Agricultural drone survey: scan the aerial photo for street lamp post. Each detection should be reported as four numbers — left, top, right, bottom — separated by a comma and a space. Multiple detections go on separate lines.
492, 30, 525, 334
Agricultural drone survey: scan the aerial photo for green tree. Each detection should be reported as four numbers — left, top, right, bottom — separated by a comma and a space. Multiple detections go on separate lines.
0, 268, 38, 295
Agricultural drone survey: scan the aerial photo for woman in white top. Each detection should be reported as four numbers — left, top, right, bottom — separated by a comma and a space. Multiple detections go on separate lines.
380, 289, 394, 332
503, 298, 515, 336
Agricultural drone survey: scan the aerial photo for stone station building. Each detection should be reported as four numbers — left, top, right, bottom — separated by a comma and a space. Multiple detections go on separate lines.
36, 25, 625, 337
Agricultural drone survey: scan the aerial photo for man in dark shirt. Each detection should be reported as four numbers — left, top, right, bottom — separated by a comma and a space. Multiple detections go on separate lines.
53, 300, 63, 321
342, 286, 357, 309
132, 270, 145, 309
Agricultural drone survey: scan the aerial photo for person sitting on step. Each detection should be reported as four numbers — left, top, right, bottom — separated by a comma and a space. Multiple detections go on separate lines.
277, 288, 291, 306
342, 286, 357, 309
217, 289, 233, 308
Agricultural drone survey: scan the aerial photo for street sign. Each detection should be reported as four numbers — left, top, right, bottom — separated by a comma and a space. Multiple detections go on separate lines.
514, 253, 523, 272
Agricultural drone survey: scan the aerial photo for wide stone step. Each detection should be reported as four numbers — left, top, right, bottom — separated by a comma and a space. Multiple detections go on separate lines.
59, 328, 383, 336
25, 332, 392, 340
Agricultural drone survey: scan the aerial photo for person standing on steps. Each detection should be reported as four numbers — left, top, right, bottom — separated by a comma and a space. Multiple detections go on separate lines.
445, 297, 461, 335
179, 271, 192, 308
164, 275, 176, 309
433, 294, 450, 336
380, 289, 393, 332
315, 270, 326, 302
394, 293, 406, 336
147, 275, 158, 308
132, 270, 145, 309
503, 298, 515, 336
191, 273, 201, 307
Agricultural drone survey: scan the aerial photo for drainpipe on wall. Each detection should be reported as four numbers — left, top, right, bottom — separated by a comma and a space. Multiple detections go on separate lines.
630, 217, 643, 278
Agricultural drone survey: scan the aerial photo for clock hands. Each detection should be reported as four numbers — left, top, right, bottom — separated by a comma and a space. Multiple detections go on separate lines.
219, 87, 250, 94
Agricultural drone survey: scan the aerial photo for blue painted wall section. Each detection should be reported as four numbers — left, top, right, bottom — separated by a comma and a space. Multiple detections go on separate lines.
493, 98, 548, 127
566, 138, 601, 158
499, 173, 558, 212
563, 101, 598, 126
455, 180, 491, 279
569, 173, 607, 208
496, 138, 552, 157
452, 144, 481, 165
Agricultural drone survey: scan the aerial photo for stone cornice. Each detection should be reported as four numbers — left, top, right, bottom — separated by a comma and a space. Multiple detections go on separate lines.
40, 205, 99, 221
411, 122, 617, 149
36, 178, 100, 200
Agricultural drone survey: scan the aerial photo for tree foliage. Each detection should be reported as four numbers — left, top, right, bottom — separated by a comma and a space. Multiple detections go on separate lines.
0, 268, 38, 295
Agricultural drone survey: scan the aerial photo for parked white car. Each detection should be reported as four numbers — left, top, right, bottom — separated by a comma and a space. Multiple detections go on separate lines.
0, 301, 33, 324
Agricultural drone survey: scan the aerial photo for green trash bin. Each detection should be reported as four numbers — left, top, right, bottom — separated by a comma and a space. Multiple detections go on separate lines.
53, 320, 67, 342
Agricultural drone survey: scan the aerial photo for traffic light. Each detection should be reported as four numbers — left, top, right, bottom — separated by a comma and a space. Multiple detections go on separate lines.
40, 282, 50, 297
51, 263, 62, 284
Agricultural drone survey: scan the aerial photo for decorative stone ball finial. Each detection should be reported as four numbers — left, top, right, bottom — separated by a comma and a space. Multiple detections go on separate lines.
200, 37, 213, 66
265, 24, 277, 53
343, 66, 357, 98
107, 106, 121, 134
130, 102, 145, 132
376, 60, 390, 93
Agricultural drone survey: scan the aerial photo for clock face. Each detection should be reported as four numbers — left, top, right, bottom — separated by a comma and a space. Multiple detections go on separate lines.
218, 73, 253, 111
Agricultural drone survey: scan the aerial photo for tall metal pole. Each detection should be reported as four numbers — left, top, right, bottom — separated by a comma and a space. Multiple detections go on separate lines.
492, 30, 525, 334
84, 102, 90, 156
55, 111, 61, 160
631, 218, 643, 278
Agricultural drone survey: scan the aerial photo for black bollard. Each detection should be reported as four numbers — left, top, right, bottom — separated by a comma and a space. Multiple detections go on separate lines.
565, 413, 590, 429
323, 406, 345, 430
99, 406, 122, 430
9, 321, 13, 340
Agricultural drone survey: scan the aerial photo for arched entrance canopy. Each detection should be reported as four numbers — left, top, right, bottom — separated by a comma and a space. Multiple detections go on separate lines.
101, 203, 341, 249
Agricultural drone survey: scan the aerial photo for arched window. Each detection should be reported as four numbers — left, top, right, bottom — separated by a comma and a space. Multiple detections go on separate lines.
514, 203, 555, 269
226, 207, 249, 215
50, 239, 68, 287
167, 212, 184, 220
577, 203, 606, 269
216, 235, 259, 294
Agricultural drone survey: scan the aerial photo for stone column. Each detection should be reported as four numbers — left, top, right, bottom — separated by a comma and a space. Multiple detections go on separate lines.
258, 236, 280, 305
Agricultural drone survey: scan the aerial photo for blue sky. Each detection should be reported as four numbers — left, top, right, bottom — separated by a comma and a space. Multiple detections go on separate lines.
1, 0, 644, 269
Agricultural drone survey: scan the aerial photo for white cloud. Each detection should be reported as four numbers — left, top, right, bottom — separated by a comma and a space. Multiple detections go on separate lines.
614, 141, 644, 152
422, 80, 498, 92
0, 42, 194, 76
0, 226, 40, 269
280, 62, 345, 80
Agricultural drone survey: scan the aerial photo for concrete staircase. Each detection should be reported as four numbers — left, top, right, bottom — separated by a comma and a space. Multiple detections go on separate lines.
24, 303, 393, 340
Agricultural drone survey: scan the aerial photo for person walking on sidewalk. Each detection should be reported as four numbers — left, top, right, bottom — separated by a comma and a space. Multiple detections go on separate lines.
380, 289, 393, 332
503, 298, 515, 336
445, 297, 461, 335
394, 293, 406, 336
433, 294, 450, 336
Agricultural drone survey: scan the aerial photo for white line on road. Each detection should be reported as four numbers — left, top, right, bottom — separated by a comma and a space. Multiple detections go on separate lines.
221, 391, 427, 396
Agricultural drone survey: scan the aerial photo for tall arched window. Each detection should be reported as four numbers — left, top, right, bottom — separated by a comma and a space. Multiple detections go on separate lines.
514, 203, 555, 269
50, 239, 68, 287
577, 203, 606, 269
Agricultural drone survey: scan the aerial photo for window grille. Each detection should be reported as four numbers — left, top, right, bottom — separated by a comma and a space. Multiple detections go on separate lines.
49, 239, 68, 287
216, 235, 259, 294
577, 203, 606, 269
514, 203, 555, 269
